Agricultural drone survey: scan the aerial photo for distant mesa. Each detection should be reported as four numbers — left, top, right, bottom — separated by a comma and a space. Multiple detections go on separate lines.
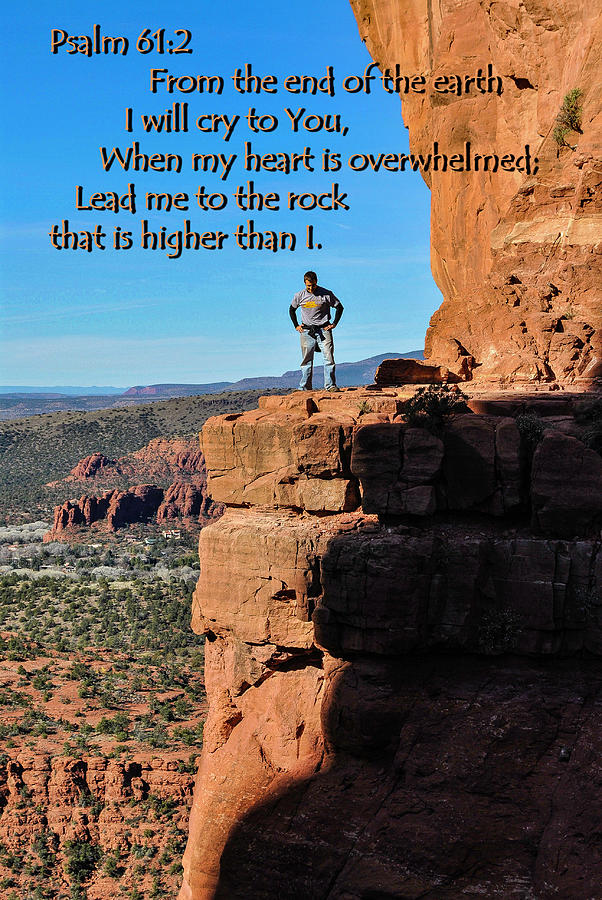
0, 385, 124, 396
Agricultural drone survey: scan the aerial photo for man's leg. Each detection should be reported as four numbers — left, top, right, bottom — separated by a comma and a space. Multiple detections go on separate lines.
318, 330, 336, 389
299, 331, 316, 390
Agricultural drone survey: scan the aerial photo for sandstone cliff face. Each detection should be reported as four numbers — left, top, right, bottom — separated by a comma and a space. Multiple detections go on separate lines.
349, 0, 602, 383
180, 389, 602, 899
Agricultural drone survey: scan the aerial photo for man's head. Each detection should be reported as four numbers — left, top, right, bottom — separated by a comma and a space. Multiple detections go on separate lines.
304, 271, 317, 292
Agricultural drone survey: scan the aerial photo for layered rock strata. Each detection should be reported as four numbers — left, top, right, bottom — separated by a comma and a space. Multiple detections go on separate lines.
349, 0, 602, 383
181, 389, 602, 899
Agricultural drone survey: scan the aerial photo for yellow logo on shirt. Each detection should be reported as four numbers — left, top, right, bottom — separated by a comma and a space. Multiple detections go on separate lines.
303, 300, 320, 307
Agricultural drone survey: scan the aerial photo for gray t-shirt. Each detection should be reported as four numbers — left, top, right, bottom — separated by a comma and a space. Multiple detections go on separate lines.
290, 286, 342, 326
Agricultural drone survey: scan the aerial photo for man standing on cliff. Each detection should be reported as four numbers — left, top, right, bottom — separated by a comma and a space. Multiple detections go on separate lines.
289, 271, 344, 391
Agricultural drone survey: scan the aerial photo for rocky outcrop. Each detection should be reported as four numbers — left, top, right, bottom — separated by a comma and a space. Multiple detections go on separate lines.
180, 389, 602, 899
46, 480, 222, 539
374, 357, 462, 385
157, 480, 221, 523
105, 484, 165, 530
127, 438, 205, 479
68, 452, 116, 479
45, 485, 164, 538
531, 429, 602, 535
201, 388, 601, 534
349, 0, 602, 383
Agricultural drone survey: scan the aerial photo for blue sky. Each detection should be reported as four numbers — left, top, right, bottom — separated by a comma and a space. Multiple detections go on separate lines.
1, 0, 441, 387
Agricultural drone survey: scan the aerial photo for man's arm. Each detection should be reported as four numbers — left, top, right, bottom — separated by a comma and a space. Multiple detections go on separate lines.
289, 305, 304, 332
324, 303, 343, 331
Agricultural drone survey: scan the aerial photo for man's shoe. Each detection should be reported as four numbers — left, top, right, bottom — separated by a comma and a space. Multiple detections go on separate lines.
326, 386, 340, 392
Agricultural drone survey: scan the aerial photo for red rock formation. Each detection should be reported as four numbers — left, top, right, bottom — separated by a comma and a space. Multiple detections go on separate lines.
44, 485, 164, 539
126, 438, 205, 480
46, 477, 223, 538
180, 389, 602, 899
44, 439, 221, 538
49, 438, 205, 489
105, 484, 164, 530
69, 452, 117, 479
157, 480, 222, 523
349, 0, 602, 384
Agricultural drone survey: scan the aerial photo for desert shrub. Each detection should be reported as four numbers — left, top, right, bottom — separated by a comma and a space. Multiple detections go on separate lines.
147, 794, 177, 819
131, 843, 156, 859
177, 754, 198, 774
557, 87, 583, 131
64, 839, 101, 883
102, 852, 123, 878
552, 122, 570, 146
95, 712, 130, 737
172, 722, 204, 746
553, 88, 583, 146
515, 412, 545, 454
402, 384, 468, 433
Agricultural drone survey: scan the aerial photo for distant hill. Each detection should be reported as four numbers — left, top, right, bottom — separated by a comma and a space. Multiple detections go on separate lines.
123, 351, 424, 396
0, 386, 124, 396
123, 382, 232, 398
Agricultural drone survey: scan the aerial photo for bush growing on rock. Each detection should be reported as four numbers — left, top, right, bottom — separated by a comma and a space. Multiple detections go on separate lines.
402, 384, 468, 433
64, 839, 101, 884
552, 87, 583, 147
515, 412, 545, 455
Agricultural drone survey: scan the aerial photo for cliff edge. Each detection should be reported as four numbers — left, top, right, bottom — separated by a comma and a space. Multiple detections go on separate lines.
180, 387, 601, 899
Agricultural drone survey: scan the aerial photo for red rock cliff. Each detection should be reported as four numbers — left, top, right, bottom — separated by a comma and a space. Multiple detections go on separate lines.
180, 387, 602, 899
349, 0, 601, 383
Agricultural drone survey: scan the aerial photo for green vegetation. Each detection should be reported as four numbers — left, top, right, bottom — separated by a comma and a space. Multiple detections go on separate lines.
64, 839, 102, 884
0, 574, 200, 655
0, 573, 206, 760
552, 87, 583, 147
402, 384, 469, 433
0, 570, 203, 897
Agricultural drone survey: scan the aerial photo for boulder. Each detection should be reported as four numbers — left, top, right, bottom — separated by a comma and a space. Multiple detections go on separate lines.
531, 431, 602, 535
375, 358, 462, 385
